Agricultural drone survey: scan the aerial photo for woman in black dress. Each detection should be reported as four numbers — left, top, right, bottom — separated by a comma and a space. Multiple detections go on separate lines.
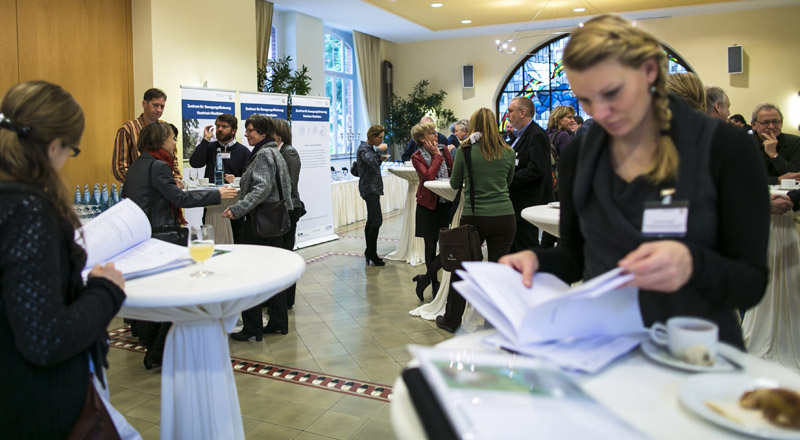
500, 15, 769, 348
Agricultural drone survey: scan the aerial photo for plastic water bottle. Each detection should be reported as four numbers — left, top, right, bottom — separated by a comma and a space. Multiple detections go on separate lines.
101, 184, 109, 211
83, 184, 90, 206
214, 148, 224, 186
110, 184, 119, 206
74, 185, 81, 205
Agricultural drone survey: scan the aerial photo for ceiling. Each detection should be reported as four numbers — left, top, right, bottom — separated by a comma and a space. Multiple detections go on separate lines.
271, 0, 800, 43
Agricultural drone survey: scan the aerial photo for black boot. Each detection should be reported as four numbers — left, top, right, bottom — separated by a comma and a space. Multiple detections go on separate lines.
412, 274, 431, 301
431, 278, 440, 298
365, 226, 385, 266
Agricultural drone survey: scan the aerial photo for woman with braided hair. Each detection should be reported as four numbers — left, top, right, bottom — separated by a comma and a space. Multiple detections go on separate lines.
499, 15, 769, 348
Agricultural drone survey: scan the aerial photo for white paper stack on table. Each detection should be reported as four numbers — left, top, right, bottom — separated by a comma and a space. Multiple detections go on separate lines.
454, 262, 645, 373
411, 346, 645, 439
76, 199, 193, 280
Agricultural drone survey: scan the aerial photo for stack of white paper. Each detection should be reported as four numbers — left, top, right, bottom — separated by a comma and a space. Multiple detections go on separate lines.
76, 199, 192, 279
454, 262, 645, 345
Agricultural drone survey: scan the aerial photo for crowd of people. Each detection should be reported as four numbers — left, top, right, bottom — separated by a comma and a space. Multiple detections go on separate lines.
2, 12, 796, 438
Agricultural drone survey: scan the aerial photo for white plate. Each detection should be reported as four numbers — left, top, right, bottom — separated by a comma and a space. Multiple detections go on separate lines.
640, 339, 737, 373
679, 374, 800, 439
547, 201, 560, 209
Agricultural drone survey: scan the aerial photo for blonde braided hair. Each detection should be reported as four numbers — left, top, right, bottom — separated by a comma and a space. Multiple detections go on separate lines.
563, 15, 678, 183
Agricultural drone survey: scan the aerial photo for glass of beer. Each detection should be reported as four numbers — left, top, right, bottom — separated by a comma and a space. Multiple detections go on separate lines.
188, 225, 214, 277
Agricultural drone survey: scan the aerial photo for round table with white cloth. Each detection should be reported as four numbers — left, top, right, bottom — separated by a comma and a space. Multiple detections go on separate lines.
390, 329, 800, 439
521, 204, 560, 238
330, 173, 406, 228
743, 187, 800, 372
184, 186, 239, 244
408, 180, 483, 331
118, 245, 305, 440
385, 166, 425, 266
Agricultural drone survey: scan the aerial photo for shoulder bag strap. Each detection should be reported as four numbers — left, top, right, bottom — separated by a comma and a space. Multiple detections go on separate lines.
462, 144, 477, 217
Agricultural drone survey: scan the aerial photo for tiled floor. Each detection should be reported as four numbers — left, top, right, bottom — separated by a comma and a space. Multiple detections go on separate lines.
106, 211, 453, 439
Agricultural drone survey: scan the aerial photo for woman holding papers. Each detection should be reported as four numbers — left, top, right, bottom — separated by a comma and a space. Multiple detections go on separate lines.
123, 122, 237, 368
499, 15, 769, 348
223, 114, 294, 340
0, 81, 136, 438
411, 121, 454, 301
436, 108, 516, 333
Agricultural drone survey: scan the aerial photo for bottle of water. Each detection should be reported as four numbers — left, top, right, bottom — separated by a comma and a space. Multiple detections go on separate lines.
101, 183, 109, 211
83, 184, 90, 206
111, 184, 119, 206
214, 148, 224, 186
74, 185, 81, 205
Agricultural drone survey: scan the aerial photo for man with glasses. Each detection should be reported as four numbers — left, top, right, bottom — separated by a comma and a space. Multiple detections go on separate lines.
751, 103, 800, 185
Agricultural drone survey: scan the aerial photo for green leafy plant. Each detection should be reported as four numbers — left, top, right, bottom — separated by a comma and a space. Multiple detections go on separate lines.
385, 80, 456, 148
259, 56, 312, 121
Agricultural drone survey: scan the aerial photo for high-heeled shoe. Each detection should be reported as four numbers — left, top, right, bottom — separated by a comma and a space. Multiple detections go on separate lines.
143, 350, 161, 370
365, 251, 385, 266
412, 274, 431, 301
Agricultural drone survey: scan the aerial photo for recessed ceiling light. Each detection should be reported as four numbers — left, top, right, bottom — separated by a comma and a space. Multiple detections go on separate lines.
430, 3, 443, 7
461, 19, 472, 24
574, 8, 586, 12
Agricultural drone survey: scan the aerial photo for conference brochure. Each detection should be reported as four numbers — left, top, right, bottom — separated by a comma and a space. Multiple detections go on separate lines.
411, 346, 644, 439
76, 199, 192, 280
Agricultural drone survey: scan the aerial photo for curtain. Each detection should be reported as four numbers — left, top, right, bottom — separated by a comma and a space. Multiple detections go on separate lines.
354, 31, 381, 125
256, 0, 274, 71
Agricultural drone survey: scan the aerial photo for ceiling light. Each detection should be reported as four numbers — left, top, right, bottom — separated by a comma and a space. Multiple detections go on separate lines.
430, 3, 443, 7
461, 19, 472, 24
573, 8, 586, 12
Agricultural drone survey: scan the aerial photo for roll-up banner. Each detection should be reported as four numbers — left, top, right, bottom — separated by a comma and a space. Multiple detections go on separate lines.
180, 86, 235, 162
291, 95, 337, 248
239, 91, 288, 149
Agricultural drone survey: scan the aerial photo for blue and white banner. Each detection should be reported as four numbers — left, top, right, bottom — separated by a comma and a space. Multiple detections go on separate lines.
239, 91, 288, 145
180, 86, 235, 161
291, 95, 337, 247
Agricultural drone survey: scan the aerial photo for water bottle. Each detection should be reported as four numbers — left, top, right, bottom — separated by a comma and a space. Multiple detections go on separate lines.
111, 184, 119, 206
92, 183, 101, 208
214, 148, 224, 186
74, 185, 81, 205
83, 184, 90, 206
101, 183, 109, 211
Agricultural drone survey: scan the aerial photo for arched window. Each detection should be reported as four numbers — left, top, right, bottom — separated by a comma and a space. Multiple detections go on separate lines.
324, 31, 356, 156
496, 34, 692, 131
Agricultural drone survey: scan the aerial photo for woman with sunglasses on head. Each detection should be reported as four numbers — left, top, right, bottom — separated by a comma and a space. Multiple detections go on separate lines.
499, 15, 769, 348
0, 81, 137, 438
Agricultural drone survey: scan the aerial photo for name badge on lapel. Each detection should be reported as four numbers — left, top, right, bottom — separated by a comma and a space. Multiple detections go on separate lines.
641, 188, 689, 237
221, 152, 232, 160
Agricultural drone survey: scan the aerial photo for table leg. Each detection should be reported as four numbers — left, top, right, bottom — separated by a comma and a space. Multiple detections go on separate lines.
160, 318, 244, 440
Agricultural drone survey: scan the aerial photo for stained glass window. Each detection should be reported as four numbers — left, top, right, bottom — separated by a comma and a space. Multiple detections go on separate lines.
496, 34, 692, 131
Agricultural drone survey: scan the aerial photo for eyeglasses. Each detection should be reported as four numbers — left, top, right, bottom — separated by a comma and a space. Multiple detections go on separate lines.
756, 119, 783, 127
63, 142, 80, 157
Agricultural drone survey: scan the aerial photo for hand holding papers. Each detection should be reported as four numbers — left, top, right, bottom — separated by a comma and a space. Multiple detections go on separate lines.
77, 199, 191, 279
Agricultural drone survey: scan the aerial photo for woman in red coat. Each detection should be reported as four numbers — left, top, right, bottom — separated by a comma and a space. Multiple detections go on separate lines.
410, 121, 455, 301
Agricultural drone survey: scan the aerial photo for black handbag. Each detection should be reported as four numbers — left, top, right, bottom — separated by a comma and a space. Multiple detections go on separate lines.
146, 161, 189, 246
250, 158, 291, 238
439, 144, 482, 272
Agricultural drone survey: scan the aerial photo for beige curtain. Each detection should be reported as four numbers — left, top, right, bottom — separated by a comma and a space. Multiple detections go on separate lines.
354, 31, 381, 125
256, 0, 274, 71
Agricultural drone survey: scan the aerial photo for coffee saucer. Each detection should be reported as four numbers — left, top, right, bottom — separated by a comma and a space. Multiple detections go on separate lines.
640, 339, 739, 373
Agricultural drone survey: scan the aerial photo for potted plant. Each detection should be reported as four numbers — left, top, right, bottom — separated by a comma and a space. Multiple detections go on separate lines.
385, 80, 456, 157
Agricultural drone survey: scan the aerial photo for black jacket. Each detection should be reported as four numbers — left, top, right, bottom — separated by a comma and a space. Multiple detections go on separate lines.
122, 152, 221, 228
189, 139, 249, 180
0, 183, 125, 438
508, 120, 553, 215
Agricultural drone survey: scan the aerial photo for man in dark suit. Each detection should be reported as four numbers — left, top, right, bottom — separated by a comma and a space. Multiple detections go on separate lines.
189, 113, 249, 242
401, 116, 449, 162
506, 96, 553, 252
447, 118, 468, 147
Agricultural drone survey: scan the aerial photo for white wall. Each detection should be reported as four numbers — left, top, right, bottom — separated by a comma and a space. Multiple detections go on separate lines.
388, 5, 800, 135
283, 11, 324, 97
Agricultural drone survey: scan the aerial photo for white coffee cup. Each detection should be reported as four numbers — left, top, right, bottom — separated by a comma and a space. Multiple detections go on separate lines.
650, 316, 718, 361
198, 177, 210, 186
233, 177, 241, 186
780, 178, 800, 189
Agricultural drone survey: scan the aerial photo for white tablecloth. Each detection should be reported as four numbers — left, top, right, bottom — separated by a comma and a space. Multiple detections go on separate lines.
385, 167, 425, 266
408, 180, 483, 331
391, 330, 800, 439
330, 173, 406, 229
118, 245, 305, 440
743, 191, 800, 373
521, 204, 560, 238
184, 186, 239, 244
